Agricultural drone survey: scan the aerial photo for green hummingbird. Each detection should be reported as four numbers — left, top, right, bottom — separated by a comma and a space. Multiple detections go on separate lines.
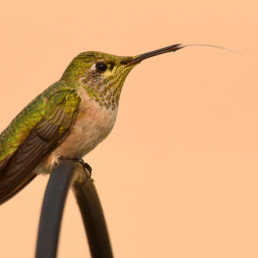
0, 43, 237, 205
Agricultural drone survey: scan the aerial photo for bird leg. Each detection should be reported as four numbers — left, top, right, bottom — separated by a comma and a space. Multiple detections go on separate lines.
58, 156, 92, 177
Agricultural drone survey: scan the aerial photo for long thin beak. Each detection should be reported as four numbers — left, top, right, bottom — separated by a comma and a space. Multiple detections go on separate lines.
121, 43, 241, 66
121, 44, 184, 66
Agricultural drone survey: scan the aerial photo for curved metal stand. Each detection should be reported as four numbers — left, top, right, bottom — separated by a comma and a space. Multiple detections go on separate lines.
35, 160, 113, 258
73, 178, 113, 258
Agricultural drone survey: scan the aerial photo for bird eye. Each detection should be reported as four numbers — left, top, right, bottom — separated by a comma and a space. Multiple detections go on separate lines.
96, 62, 108, 72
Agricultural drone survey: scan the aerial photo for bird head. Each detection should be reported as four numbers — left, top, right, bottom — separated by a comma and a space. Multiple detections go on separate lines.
61, 44, 184, 108
60, 43, 237, 108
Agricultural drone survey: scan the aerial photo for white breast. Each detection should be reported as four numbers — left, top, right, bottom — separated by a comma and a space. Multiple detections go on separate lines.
41, 87, 118, 170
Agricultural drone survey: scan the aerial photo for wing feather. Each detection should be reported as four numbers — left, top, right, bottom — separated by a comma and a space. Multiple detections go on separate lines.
0, 89, 81, 204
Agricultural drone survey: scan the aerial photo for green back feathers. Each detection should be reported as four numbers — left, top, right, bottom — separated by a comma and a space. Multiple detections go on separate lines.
0, 82, 80, 162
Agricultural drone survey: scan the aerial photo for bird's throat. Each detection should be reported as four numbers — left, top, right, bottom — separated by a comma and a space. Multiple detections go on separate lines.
81, 66, 133, 109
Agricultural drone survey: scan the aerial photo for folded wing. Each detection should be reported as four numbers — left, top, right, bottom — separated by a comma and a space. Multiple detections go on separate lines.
0, 88, 80, 204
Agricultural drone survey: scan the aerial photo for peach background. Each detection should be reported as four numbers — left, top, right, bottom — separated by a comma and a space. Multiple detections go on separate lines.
0, 0, 257, 257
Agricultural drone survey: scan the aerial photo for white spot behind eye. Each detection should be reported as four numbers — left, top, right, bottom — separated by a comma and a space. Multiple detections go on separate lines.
90, 63, 96, 70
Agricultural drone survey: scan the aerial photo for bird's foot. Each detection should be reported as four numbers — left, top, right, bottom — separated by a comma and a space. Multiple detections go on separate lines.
59, 156, 92, 178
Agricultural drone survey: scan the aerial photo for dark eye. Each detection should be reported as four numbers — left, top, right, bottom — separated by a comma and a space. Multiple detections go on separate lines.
96, 62, 108, 72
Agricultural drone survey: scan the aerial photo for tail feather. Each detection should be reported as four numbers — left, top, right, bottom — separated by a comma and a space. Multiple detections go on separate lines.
0, 154, 37, 205
0, 173, 36, 205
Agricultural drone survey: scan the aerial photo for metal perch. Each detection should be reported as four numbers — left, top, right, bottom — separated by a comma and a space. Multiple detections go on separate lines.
35, 160, 113, 258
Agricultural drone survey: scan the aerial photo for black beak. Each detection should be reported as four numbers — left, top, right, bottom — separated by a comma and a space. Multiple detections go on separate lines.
121, 44, 184, 66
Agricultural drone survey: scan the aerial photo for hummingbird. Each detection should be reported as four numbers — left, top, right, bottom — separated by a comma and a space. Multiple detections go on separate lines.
0, 43, 238, 205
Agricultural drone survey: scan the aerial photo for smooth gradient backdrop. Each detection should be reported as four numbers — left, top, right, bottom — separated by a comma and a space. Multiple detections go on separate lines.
0, 0, 257, 257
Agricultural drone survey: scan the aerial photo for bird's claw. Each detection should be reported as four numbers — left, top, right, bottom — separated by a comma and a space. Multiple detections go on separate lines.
59, 156, 92, 178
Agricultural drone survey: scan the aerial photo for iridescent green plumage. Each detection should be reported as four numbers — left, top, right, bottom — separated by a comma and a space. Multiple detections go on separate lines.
0, 44, 184, 204
0, 51, 136, 204
0, 51, 134, 164
0, 81, 81, 203
0, 82, 80, 162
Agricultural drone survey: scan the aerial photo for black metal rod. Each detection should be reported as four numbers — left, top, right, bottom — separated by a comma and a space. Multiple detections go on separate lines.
73, 178, 113, 258
35, 160, 76, 258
